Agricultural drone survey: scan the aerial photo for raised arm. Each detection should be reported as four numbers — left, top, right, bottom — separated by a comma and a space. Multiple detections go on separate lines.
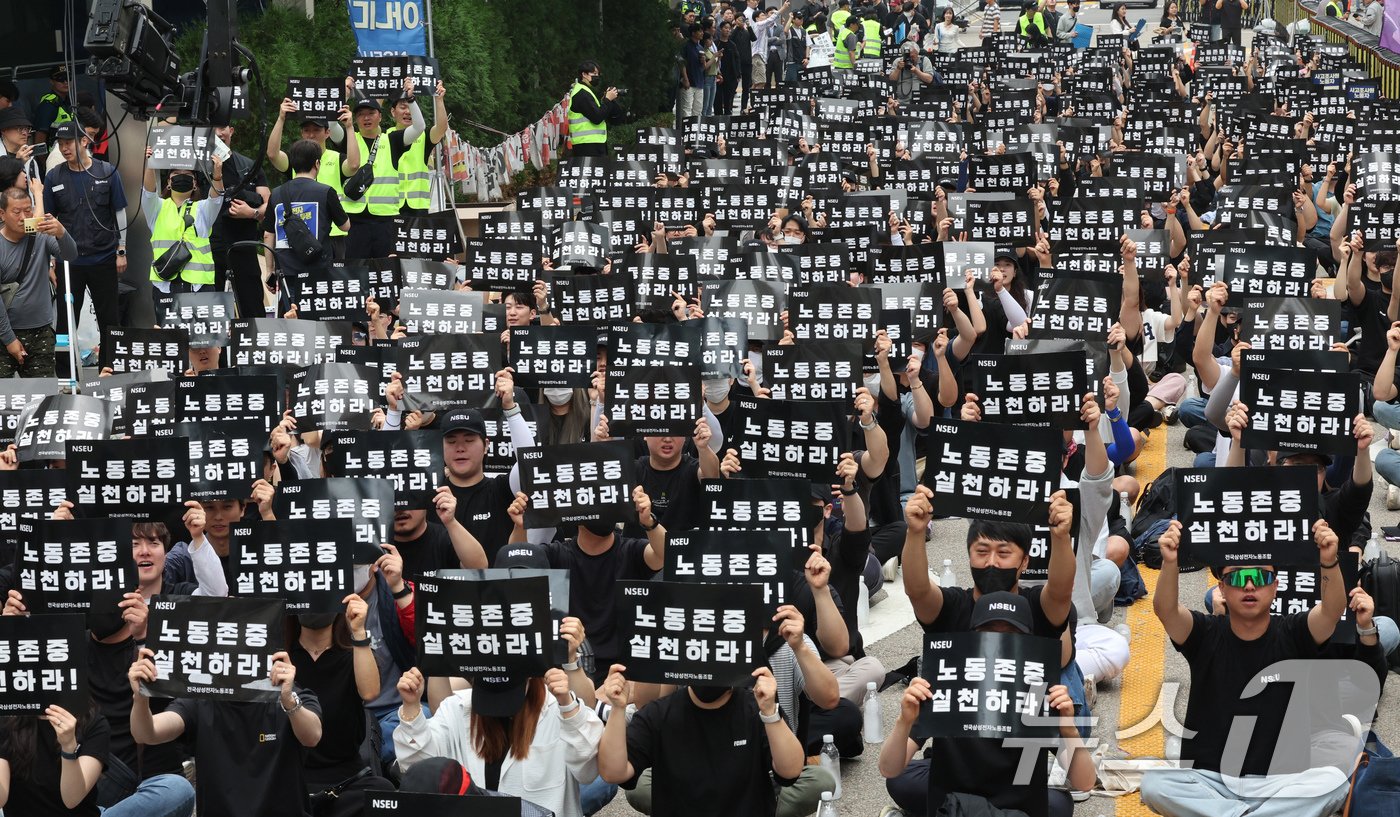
1041, 490, 1076, 629
267, 98, 294, 173
1119, 234, 1143, 341
635, 487, 666, 572
901, 485, 942, 625
1152, 521, 1195, 645
1309, 520, 1347, 645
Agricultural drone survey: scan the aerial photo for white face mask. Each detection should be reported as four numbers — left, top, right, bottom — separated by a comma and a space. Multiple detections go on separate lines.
747, 352, 764, 385
703, 378, 732, 404
544, 387, 574, 406
864, 373, 883, 394
782, 234, 801, 245
353, 564, 372, 593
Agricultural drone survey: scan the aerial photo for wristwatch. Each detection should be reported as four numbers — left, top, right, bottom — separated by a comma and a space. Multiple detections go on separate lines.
115, 247, 126, 257
759, 708, 782, 724
59, 745, 81, 761
640, 513, 662, 531
280, 691, 303, 715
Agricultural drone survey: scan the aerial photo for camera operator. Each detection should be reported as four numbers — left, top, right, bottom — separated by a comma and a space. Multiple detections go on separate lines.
209, 124, 271, 320
888, 42, 936, 104
568, 60, 622, 158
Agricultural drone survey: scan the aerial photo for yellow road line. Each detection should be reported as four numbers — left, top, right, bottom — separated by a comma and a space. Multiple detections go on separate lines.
1115, 427, 1168, 817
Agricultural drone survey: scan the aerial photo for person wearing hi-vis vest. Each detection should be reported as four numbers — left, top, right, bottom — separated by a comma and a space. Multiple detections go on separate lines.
860, 10, 884, 58
389, 79, 449, 214
834, 15, 863, 72
266, 97, 359, 260
340, 77, 422, 259
568, 60, 621, 158
33, 66, 73, 145
1016, 0, 1050, 44
141, 145, 223, 323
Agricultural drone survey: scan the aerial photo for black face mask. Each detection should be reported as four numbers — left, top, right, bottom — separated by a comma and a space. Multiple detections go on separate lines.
298, 613, 338, 630
690, 685, 731, 703
969, 565, 1020, 595
1382, 271, 1395, 292
169, 174, 195, 194
582, 521, 617, 538
88, 609, 127, 641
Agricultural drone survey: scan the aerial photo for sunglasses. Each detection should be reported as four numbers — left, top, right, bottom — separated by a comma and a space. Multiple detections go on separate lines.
1220, 567, 1277, 589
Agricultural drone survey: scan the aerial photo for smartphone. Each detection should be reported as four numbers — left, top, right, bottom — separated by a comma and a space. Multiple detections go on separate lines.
30, 143, 48, 161
22, 217, 38, 234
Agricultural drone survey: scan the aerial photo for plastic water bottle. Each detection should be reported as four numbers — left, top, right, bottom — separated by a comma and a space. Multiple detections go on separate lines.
863, 681, 883, 744
940, 559, 957, 589
819, 734, 842, 799
1119, 490, 1133, 524
817, 791, 839, 817
1365, 533, 1383, 564
1187, 369, 1198, 398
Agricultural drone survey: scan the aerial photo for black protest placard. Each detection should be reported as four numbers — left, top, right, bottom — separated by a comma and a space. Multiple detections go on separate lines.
78, 370, 160, 439
616, 581, 765, 686
395, 334, 499, 412
415, 574, 553, 676
1028, 270, 1122, 341
66, 437, 187, 517
1021, 488, 1081, 582
0, 614, 88, 716
1109, 152, 1181, 199
166, 421, 264, 501
16, 518, 136, 613
349, 56, 440, 97
620, 253, 698, 312
790, 286, 882, 342
0, 470, 65, 562
285, 76, 343, 118
1220, 245, 1315, 299
167, 291, 236, 349
554, 221, 612, 269
366, 790, 520, 817
275, 478, 393, 564
970, 352, 1087, 429
1239, 368, 1361, 457
1050, 199, 1141, 251
325, 430, 444, 510
518, 440, 638, 529
701, 280, 786, 342
146, 124, 213, 170
1174, 467, 1319, 567
509, 325, 595, 389
731, 250, 800, 287
391, 213, 462, 259
964, 198, 1037, 246
922, 419, 1060, 524
783, 244, 849, 287
290, 362, 377, 433
697, 317, 749, 381
654, 189, 703, 233
763, 341, 863, 402
1241, 297, 1339, 352
712, 186, 781, 231
918, 631, 1060, 740
463, 238, 541, 292
1272, 551, 1360, 643
479, 404, 543, 476
671, 235, 740, 281
608, 323, 702, 369
398, 258, 458, 292
121, 380, 179, 439
969, 152, 1037, 192
727, 396, 849, 485
177, 375, 282, 430
290, 261, 370, 323
231, 520, 356, 613
666, 530, 792, 609
605, 364, 701, 437
0, 380, 56, 446
700, 477, 820, 553
481, 210, 547, 250
230, 318, 346, 368
1239, 349, 1349, 374
867, 244, 945, 285
433, 567, 570, 663
143, 596, 284, 702
550, 273, 635, 324
877, 281, 942, 343
1351, 198, 1400, 250
99, 327, 189, 375
398, 288, 484, 335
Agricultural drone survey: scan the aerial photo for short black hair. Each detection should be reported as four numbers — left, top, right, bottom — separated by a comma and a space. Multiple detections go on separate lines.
287, 139, 323, 174
966, 520, 1033, 554
0, 156, 24, 192
0, 80, 17, 103
503, 289, 536, 309
76, 106, 102, 133
578, 59, 601, 79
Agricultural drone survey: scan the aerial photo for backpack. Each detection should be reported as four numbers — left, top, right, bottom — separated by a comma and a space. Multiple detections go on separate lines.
279, 200, 324, 265
1361, 550, 1400, 669
1130, 468, 1204, 572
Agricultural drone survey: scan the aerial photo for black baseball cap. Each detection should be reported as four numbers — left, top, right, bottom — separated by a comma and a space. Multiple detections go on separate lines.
352, 97, 381, 113
1276, 449, 1334, 467
441, 407, 488, 438
994, 247, 1019, 263
970, 591, 1034, 634
494, 542, 552, 569
52, 122, 81, 141
470, 675, 529, 717
300, 116, 330, 129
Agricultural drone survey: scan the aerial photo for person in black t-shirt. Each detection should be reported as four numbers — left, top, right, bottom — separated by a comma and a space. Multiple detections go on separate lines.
259, 139, 349, 283
593, 415, 719, 539
209, 123, 272, 320
129, 645, 324, 817
390, 484, 489, 581
878, 593, 1096, 817
1140, 520, 1351, 817
441, 374, 539, 564
598, 664, 810, 817
507, 486, 666, 683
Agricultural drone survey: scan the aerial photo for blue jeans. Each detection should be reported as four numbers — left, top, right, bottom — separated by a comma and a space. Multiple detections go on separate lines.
1373, 401, 1400, 485
580, 774, 618, 815
370, 700, 430, 765
1178, 396, 1209, 428
702, 76, 717, 116
100, 774, 195, 817
1059, 658, 1092, 739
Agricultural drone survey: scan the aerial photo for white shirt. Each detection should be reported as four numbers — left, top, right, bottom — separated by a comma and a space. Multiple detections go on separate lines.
1141, 309, 1177, 366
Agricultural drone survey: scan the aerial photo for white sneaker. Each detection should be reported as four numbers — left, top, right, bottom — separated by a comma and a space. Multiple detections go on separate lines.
1388, 484, 1400, 512
1071, 790, 1092, 802
879, 806, 906, 817
882, 556, 900, 582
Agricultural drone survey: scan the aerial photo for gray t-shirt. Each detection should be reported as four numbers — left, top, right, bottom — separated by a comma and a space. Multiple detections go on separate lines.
0, 230, 76, 344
